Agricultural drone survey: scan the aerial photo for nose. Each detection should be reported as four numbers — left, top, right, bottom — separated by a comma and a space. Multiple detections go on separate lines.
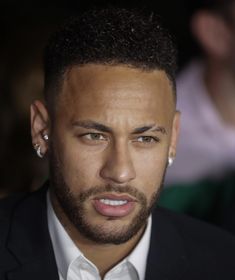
100, 142, 136, 184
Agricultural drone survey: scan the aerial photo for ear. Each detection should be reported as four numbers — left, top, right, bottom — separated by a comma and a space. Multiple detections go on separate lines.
30, 100, 50, 156
191, 11, 232, 58
168, 111, 180, 159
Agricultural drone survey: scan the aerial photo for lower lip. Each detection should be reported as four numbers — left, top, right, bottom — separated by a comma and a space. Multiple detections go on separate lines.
93, 199, 135, 217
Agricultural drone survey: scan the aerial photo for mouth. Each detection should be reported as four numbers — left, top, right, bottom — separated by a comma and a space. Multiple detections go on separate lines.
92, 194, 136, 218
99, 198, 128, 206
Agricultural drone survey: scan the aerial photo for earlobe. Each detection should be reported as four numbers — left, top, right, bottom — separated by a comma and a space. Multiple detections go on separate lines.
168, 111, 180, 163
30, 100, 50, 157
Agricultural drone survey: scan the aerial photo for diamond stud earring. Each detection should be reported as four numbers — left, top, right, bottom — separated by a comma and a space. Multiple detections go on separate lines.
42, 134, 49, 141
168, 157, 174, 167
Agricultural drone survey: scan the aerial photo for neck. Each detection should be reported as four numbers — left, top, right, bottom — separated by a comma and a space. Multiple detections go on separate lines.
50, 190, 145, 278
204, 59, 235, 126
76, 231, 144, 278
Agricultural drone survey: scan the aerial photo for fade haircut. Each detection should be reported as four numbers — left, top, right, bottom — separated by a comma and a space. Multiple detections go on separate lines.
44, 8, 177, 109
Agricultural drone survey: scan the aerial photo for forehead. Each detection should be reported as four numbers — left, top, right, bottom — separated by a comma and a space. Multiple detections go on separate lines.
56, 64, 175, 125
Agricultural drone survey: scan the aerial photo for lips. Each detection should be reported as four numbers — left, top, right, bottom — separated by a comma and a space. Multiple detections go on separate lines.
92, 194, 136, 217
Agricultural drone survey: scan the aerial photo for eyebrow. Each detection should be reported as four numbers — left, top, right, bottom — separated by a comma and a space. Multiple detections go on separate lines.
132, 125, 167, 135
72, 120, 167, 135
72, 120, 112, 133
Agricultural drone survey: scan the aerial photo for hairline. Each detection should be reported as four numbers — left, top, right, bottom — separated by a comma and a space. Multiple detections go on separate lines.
44, 62, 177, 114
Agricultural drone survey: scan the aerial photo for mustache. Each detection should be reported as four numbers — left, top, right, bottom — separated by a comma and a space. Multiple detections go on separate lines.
74, 184, 147, 204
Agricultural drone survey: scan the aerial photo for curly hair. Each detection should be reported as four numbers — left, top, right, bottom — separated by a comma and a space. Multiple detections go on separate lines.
44, 8, 177, 105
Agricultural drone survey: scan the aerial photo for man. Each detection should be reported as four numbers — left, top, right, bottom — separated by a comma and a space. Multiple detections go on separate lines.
1, 8, 235, 280
166, 0, 235, 185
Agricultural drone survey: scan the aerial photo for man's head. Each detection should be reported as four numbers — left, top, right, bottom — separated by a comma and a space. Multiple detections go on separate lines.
190, 0, 235, 68
30, 8, 180, 245
43, 8, 177, 111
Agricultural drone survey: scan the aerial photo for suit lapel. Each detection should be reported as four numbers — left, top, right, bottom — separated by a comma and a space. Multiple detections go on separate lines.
6, 255, 59, 280
5, 184, 59, 280
145, 207, 188, 280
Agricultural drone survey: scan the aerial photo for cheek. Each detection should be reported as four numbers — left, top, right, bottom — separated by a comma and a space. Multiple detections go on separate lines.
134, 149, 168, 199
54, 136, 103, 190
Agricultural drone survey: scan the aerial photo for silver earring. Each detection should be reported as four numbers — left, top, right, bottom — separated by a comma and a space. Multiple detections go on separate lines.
168, 157, 174, 167
34, 144, 44, 158
42, 134, 49, 141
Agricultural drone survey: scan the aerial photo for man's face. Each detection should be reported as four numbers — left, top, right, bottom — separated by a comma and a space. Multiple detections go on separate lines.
47, 64, 178, 244
227, 2, 235, 70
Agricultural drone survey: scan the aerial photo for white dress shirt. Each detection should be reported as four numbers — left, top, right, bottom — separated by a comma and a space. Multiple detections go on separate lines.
47, 192, 152, 280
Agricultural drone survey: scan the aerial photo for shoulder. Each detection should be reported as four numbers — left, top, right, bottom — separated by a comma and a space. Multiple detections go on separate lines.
0, 193, 30, 251
0, 193, 28, 219
152, 207, 235, 276
0, 185, 48, 254
0, 185, 48, 229
155, 206, 235, 247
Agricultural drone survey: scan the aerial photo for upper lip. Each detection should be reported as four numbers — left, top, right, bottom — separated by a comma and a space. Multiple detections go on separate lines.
93, 193, 136, 202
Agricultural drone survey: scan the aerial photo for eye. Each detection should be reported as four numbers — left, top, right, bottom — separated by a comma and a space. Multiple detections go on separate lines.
135, 136, 160, 143
83, 133, 107, 141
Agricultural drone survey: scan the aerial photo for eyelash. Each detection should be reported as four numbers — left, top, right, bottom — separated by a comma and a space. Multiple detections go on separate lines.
78, 133, 160, 144
80, 133, 107, 141
135, 136, 160, 144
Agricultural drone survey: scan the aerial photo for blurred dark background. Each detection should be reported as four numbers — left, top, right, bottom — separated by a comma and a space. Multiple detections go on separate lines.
0, 0, 198, 197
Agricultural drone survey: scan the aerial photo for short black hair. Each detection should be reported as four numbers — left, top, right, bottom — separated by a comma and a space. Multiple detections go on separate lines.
44, 8, 177, 107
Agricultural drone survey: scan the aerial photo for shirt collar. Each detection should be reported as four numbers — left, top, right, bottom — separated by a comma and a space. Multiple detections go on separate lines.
47, 192, 83, 279
127, 215, 152, 280
47, 190, 152, 280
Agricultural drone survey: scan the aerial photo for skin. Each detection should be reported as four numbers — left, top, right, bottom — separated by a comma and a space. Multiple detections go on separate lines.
192, 3, 235, 125
31, 64, 180, 277
206, 5, 235, 126
208, 3, 235, 125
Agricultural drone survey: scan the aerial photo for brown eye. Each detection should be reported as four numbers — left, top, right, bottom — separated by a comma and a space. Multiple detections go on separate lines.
136, 136, 160, 143
83, 133, 106, 141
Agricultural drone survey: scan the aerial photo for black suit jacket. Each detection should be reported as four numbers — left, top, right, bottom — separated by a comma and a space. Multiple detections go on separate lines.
1, 184, 235, 280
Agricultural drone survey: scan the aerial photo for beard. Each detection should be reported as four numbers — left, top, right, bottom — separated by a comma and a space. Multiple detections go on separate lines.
49, 146, 165, 245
